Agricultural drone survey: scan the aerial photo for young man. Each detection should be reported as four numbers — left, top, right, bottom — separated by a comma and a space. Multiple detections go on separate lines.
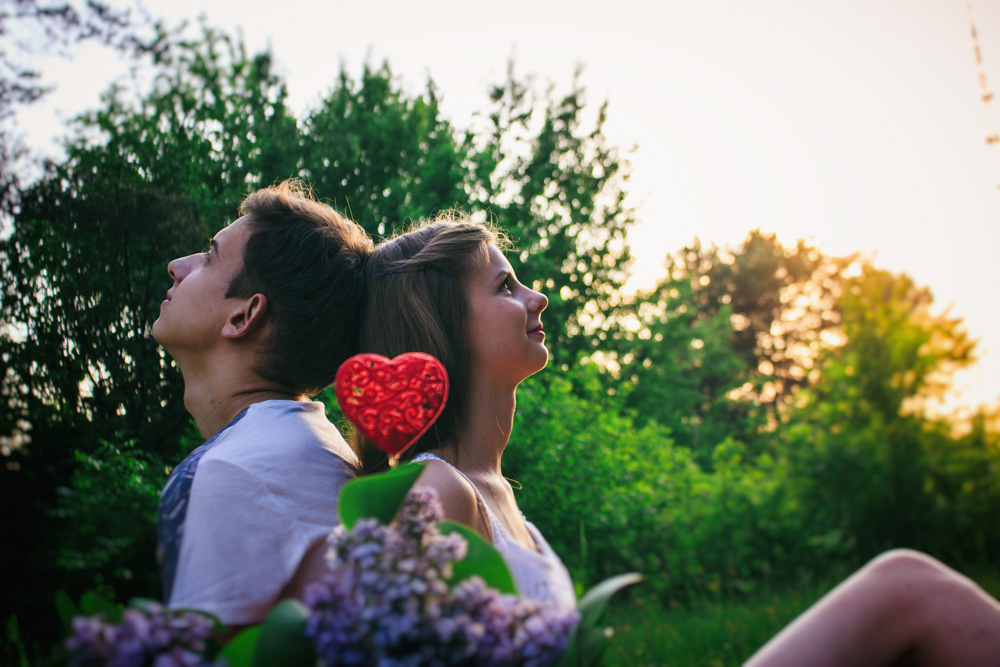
152, 180, 372, 626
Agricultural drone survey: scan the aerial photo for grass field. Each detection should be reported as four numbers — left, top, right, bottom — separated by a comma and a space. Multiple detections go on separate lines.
602, 567, 1000, 666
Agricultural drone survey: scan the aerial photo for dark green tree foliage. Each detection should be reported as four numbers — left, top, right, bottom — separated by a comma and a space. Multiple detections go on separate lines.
300, 64, 466, 237
0, 171, 201, 454
1, 24, 302, 459
465, 66, 635, 366
0, 0, 151, 226
79, 24, 301, 221
0, 169, 203, 639
926, 412, 1000, 564
0, 25, 305, 635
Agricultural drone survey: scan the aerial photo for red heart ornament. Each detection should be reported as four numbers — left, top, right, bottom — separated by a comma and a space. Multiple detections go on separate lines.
335, 352, 449, 462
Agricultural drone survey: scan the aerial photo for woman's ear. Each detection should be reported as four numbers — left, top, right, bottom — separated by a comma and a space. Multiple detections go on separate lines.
222, 293, 268, 339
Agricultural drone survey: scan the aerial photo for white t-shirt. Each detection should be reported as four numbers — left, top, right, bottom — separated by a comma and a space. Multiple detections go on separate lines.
164, 400, 356, 624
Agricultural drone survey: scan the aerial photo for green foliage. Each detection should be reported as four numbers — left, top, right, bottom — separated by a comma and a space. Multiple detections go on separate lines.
338, 461, 425, 528
1, 174, 202, 456
438, 521, 518, 595
47, 440, 163, 601
250, 600, 313, 667
559, 572, 642, 667
695, 231, 838, 402
776, 262, 994, 562
219, 626, 262, 667
300, 63, 467, 236
75, 22, 302, 217
609, 269, 755, 462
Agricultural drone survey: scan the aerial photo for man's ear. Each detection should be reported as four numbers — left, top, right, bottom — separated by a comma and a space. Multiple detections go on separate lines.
222, 294, 268, 339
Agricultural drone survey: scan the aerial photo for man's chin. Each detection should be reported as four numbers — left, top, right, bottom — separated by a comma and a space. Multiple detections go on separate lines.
150, 319, 165, 344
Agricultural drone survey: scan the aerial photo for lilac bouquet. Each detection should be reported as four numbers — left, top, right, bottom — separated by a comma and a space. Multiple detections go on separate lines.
64, 601, 216, 667
63, 462, 637, 667
304, 487, 579, 665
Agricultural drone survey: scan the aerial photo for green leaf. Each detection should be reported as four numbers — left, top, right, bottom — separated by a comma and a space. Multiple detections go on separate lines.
578, 625, 613, 665
559, 573, 642, 667
576, 572, 642, 629
250, 599, 314, 667
338, 461, 425, 529
54, 590, 78, 633
437, 520, 517, 595
79, 590, 121, 623
218, 626, 261, 667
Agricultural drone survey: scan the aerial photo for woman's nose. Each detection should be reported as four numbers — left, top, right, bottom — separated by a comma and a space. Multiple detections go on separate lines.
529, 288, 548, 313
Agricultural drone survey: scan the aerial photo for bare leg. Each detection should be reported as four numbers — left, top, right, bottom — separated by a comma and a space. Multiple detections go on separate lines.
744, 549, 1000, 667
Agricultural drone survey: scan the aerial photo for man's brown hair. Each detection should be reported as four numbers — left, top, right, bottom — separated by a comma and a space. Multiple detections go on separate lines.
227, 180, 373, 396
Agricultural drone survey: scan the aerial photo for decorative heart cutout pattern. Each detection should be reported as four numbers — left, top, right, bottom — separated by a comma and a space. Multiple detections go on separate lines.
335, 352, 449, 464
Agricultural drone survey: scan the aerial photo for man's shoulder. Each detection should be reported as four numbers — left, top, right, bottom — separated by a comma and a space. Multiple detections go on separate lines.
203, 399, 357, 472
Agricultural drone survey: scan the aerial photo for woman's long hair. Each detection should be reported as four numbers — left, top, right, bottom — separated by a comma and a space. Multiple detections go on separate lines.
353, 218, 509, 474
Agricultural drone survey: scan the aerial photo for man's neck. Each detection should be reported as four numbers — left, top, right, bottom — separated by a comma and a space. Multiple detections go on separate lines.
179, 359, 302, 440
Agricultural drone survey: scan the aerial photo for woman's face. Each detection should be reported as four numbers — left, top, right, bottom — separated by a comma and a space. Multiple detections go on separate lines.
464, 244, 549, 388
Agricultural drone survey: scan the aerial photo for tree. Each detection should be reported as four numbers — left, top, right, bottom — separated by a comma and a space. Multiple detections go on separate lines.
0, 24, 305, 637
613, 275, 753, 462
1, 24, 305, 457
0, 0, 153, 213
597, 232, 841, 460
300, 63, 467, 238
676, 230, 847, 407
778, 263, 979, 560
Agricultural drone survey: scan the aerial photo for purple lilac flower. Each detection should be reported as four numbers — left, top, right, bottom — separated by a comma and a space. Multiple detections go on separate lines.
304, 488, 579, 666
65, 602, 216, 667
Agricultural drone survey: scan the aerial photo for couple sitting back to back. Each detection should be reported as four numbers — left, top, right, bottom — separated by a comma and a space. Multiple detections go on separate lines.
154, 180, 1000, 664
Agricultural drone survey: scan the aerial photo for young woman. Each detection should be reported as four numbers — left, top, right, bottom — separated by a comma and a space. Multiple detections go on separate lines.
354, 218, 1000, 663
354, 219, 576, 611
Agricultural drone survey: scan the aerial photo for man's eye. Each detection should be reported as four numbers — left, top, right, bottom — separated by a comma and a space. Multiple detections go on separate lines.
202, 252, 211, 264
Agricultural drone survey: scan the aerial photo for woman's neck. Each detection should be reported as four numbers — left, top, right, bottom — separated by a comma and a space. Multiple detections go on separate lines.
450, 382, 517, 476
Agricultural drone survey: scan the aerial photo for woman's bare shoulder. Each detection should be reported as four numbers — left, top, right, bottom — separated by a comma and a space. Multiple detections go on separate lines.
412, 459, 484, 533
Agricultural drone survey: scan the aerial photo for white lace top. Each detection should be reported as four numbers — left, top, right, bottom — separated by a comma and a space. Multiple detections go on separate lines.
413, 452, 577, 611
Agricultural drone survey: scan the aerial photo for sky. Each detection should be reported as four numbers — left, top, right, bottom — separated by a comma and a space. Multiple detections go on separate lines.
13, 0, 1000, 413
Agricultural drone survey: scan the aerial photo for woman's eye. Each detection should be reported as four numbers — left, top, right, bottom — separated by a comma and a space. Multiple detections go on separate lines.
500, 280, 511, 293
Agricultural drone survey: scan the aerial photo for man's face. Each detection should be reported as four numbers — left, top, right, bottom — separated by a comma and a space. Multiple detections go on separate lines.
151, 216, 252, 355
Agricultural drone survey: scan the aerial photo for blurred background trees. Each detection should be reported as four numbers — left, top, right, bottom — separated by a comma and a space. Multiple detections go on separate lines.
2, 10, 999, 659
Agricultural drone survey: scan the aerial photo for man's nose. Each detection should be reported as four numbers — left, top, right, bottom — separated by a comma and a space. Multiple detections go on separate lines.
167, 254, 198, 282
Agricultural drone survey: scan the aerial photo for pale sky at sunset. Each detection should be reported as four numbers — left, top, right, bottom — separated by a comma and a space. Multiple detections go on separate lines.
14, 0, 1000, 413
